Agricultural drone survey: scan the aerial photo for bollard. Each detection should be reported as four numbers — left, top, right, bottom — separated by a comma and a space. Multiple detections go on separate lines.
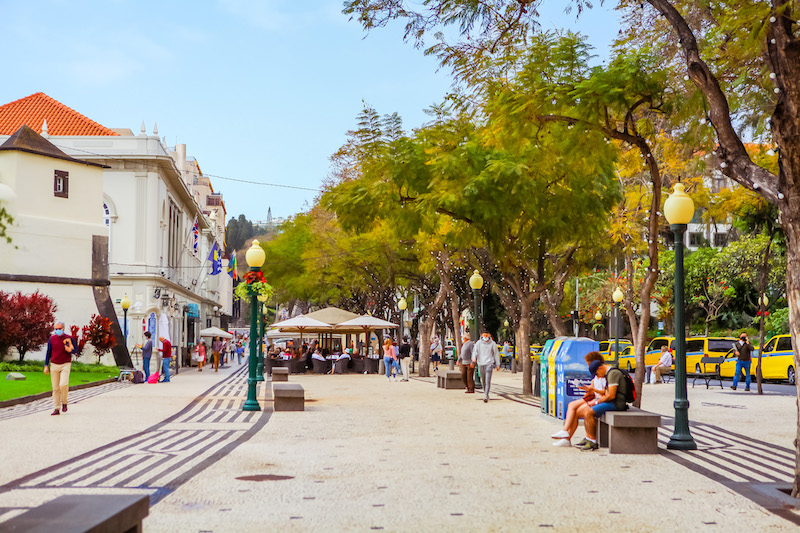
449, 358, 455, 370
379, 358, 385, 376
511, 357, 517, 374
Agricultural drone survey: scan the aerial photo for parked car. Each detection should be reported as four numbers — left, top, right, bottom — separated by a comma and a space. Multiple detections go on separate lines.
617, 345, 636, 372
644, 337, 675, 367
684, 336, 738, 373
719, 334, 795, 385
600, 339, 632, 363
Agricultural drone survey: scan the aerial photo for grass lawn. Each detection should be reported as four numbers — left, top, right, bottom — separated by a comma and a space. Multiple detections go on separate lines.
0, 371, 117, 402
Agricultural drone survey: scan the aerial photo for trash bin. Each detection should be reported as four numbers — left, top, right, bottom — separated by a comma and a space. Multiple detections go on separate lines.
544, 338, 569, 416
554, 337, 599, 420
538, 339, 556, 414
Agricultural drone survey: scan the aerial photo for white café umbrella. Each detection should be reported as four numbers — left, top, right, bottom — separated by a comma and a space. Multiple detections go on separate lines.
269, 314, 332, 347
334, 315, 399, 331
199, 327, 233, 339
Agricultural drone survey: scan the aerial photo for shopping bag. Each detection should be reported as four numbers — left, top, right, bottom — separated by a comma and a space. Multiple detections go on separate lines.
147, 372, 159, 384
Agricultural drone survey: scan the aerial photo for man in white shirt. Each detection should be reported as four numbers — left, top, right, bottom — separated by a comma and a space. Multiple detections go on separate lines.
652, 345, 673, 384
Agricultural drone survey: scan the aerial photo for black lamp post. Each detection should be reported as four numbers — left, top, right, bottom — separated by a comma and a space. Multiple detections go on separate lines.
664, 183, 697, 450
612, 287, 623, 367
121, 294, 131, 347
469, 270, 484, 387
243, 240, 265, 412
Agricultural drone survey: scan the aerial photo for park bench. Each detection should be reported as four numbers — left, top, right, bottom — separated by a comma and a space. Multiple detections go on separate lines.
598, 406, 661, 454
2, 493, 149, 533
436, 368, 463, 390
273, 383, 305, 411
686, 356, 725, 389
272, 367, 289, 382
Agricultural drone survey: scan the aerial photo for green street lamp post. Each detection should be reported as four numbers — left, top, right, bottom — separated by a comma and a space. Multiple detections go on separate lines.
121, 294, 131, 346
256, 294, 267, 382
665, 183, 697, 450
243, 240, 265, 412
612, 287, 624, 367
470, 270, 484, 388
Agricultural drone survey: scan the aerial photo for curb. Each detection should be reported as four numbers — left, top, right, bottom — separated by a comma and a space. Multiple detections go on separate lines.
0, 377, 118, 409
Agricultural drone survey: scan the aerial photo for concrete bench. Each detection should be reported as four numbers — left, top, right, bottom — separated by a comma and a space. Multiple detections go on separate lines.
598, 406, 661, 454
273, 383, 305, 411
436, 369, 464, 390
3, 493, 149, 533
272, 367, 289, 382
686, 356, 725, 389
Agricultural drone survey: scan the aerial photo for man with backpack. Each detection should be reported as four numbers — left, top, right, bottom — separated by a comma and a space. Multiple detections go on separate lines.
574, 363, 632, 451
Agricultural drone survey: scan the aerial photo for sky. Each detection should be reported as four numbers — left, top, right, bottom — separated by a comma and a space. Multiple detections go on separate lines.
1, 0, 620, 223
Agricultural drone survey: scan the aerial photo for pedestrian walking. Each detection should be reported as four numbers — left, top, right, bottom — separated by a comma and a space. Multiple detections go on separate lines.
223, 339, 230, 364
472, 331, 500, 403
430, 336, 443, 372
237, 342, 244, 364
731, 332, 755, 391
141, 332, 153, 380
158, 336, 172, 382
43, 322, 75, 416
212, 336, 222, 372
399, 336, 411, 381
383, 338, 398, 382
196, 341, 207, 371
458, 333, 475, 393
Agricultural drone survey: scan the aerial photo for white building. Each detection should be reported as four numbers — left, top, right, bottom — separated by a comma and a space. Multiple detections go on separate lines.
0, 93, 233, 368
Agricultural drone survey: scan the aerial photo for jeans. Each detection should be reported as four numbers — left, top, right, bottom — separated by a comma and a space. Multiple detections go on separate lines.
384, 356, 394, 378
479, 364, 494, 400
50, 362, 71, 409
732, 359, 752, 388
161, 358, 171, 382
142, 357, 151, 380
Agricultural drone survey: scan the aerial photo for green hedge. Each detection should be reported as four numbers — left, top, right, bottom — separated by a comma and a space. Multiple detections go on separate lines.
0, 361, 119, 373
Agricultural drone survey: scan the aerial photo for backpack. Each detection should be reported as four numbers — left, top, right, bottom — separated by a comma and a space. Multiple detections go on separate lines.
608, 367, 636, 404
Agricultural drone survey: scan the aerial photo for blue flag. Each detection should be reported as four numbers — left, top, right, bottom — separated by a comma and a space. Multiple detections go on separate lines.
208, 242, 222, 275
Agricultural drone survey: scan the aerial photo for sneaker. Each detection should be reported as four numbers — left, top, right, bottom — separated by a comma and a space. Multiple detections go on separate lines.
730, 385, 737, 390
574, 438, 589, 447
553, 438, 572, 447
387, 378, 391, 382
51, 409, 60, 416
62, 404, 67, 413
745, 388, 751, 392
364, 371, 368, 375
483, 398, 488, 403
551, 430, 570, 439
576, 440, 599, 452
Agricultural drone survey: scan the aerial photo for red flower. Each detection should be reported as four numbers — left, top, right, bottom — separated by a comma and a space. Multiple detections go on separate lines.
244, 271, 266, 285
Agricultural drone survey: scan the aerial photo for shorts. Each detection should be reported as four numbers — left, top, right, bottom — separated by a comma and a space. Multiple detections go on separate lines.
591, 401, 622, 418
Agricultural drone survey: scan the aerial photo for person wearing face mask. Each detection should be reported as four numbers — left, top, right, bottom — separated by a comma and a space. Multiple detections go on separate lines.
472, 331, 500, 403
43, 322, 75, 416
731, 332, 755, 391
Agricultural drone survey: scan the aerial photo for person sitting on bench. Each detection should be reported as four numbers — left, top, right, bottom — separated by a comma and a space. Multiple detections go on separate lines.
651, 345, 673, 384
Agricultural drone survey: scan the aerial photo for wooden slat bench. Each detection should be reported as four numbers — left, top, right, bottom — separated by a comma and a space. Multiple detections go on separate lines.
2, 494, 149, 533
598, 406, 661, 454
686, 356, 725, 389
273, 383, 305, 411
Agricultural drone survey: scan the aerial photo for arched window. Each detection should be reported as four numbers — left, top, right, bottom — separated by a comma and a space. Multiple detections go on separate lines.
102, 196, 117, 255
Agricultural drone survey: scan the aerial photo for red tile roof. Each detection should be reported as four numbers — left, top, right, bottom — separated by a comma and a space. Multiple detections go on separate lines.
0, 92, 118, 136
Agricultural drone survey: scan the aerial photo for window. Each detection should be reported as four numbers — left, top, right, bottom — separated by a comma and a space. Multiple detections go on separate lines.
686, 340, 705, 353
776, 336, 793, 352
763, 338, 776, 353
708, 339, 735, 352
713, 233, 728, 247
167, 199, 182, 271
689, 233, 705, 246
649, 339, 669, 352
54, 170, 69, 198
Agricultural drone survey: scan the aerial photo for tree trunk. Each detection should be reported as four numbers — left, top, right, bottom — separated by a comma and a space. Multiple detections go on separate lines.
541, 296, 568, 337
418, 281, 448, 378
757, 231, 775, 395
518, 296, 533, 394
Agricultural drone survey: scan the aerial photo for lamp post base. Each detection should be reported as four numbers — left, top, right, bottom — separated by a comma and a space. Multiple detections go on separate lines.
256, 361, 265, 382
666, 435, 697, 450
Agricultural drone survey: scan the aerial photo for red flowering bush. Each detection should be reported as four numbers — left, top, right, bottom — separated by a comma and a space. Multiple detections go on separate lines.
81, 314, 117, 364
0, 291, 57, 361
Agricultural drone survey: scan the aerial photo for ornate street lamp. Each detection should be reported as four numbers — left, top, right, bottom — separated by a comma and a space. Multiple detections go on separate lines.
243, 240, 266, 412
398, 297, 407, 342
469, 270, 484, 387
256, 294, 268, 381
664, 183, 697, 450
121, 294, 131, 346
612, 287, 624, 366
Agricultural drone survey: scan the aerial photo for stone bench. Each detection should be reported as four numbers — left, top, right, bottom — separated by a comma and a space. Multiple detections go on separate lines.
272, 367, 289, 382
598, 406, 661, 454
273, 383, 305, 411
3, 493, 149, 533
436, 369, 464, 390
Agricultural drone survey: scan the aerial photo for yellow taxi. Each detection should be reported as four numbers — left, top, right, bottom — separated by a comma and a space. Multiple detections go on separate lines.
644, 337, 675, 367
684, 336, 738, 373
600, 339, 632, 363
719, 334, 795, 384
617, 345, 636, 372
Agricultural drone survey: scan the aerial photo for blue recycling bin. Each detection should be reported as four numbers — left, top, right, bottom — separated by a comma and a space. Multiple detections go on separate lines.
538, 339, 556, 414
554, 337, 600, 420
